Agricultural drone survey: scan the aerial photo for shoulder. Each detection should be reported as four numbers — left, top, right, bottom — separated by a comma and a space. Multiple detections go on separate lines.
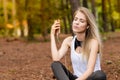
89, 39, 98, 44
63, 36, 73, 47
64, 36, 73, 41
89, 39, 99, 50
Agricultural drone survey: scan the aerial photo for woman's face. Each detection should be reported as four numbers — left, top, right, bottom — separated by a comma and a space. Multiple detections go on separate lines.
72, 11, 88, 33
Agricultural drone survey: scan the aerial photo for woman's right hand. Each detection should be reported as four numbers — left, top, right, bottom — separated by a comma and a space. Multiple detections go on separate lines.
51, 19, 60, 36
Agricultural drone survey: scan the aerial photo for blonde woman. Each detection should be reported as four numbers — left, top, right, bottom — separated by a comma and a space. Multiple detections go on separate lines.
50, 7, 106, 80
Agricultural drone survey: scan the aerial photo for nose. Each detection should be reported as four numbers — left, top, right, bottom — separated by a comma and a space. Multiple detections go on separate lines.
74, 20, 79, 25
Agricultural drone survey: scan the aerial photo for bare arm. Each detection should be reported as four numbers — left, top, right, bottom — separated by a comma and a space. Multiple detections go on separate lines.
50, 19, 72, 61
76, 39, 99, 80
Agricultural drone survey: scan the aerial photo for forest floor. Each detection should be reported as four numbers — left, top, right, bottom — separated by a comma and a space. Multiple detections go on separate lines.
0, 32, 120, 80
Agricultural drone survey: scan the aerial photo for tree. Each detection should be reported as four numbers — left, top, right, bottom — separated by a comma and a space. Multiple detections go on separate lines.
25, 0, 35, 40
12, 0, 17, 36
83, 0, 88, 8
16, 0, 25, 37
40, 0, 50, 41
102, 0, 109, 32
108, 0, 115, 32
61, 0, 72, 34
69, 0, 80, 19
91, 0, 96, 17
3, 0, 8, 24
117, 0, 120, 28
69, 0, 80, 34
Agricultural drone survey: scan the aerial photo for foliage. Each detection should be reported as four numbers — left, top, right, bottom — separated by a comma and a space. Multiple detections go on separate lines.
112, 11, 119, 20
0, 0, 120, 40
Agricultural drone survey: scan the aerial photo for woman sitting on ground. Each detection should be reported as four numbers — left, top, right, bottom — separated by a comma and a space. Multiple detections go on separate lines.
50, 7, 106, 80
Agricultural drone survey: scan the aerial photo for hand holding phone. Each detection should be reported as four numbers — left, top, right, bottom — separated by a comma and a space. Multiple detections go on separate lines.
51, 19, 61, 36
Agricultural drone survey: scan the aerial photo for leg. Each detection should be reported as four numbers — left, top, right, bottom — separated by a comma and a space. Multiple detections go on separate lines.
51, 61, 77, 80
87, 70, 107, 80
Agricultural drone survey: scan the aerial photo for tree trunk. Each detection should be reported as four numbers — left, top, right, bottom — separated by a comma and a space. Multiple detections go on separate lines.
67, 14, 72, 33
27, 18, 34, 40
3, 0, 9, 36
63, 17, 68, 34
69, 0, 80, 19
102, 0, 109, 32
91, 0, 96, 17
82, 0, 88, 8
117, 0, 120, 28
16, 0, 25, 37
26, 0, 34, 40
69, 0, 80, 34
66, 0, 72, 33
61, 0, 69, 34
108, 0, 115, 32
12, 0, 17, 36
40, 0, 48, 41
3, 0, 8, 24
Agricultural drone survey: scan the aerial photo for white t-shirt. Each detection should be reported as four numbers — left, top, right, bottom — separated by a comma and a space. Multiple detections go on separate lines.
70, 36, 101, 77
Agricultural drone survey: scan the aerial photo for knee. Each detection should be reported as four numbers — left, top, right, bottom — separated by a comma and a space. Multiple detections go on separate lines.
51, 61, 61, 69
94, 70, 107, 80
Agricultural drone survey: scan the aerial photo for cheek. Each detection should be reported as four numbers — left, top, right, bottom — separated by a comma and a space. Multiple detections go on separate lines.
79, 23, 87, 29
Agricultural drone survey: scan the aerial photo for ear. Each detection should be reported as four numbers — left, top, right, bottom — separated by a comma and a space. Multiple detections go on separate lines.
87, 26, 89, 29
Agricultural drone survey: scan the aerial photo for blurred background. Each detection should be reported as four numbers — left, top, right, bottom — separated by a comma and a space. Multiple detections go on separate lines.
0, 0, 120, 80
0, 0, 120, 41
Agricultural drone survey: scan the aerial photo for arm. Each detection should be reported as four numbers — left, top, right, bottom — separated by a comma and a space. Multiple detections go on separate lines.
50, 19, 72, 61
76, 39, 99, 80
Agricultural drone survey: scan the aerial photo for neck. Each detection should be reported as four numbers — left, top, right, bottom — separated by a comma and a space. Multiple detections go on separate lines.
76, 32, 85, 41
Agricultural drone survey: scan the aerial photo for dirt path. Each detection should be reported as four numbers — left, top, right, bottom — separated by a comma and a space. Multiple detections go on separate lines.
0, 32, 120, 80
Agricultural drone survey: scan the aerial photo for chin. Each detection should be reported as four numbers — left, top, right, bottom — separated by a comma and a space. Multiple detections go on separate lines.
73, 30, 79, 34
73, 29, 79, 32
73, 30, 85, 34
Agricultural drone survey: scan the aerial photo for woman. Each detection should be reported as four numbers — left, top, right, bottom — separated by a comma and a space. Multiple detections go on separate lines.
50, 7, 106, 80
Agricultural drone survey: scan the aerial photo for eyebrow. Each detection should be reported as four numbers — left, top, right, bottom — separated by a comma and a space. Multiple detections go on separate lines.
74, 17, 86, 21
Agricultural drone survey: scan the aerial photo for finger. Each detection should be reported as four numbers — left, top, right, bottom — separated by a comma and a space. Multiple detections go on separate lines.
55, 21, 60, 25
52, 22, 59, 27
55, 19, 60, 23
57, 19, 60, 22
52, 19, 60, 28
55, 23, 60, 27
54, 20, 58, 23
53, 22, 60, 27
53, 27, 60, 30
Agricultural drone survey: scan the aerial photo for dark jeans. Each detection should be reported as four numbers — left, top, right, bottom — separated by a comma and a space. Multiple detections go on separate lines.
51, 61, 106, 80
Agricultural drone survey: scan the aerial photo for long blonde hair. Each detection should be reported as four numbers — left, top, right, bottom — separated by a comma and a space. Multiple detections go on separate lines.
73, 7, 102, 60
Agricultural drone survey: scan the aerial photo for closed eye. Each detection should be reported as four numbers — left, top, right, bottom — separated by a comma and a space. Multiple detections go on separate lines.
79, 19, 85, 23
74, 17, 87, 23
74, 17, 78, 21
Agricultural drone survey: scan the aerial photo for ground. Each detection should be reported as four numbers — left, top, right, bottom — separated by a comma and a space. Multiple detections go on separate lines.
0, 32, 120, 80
